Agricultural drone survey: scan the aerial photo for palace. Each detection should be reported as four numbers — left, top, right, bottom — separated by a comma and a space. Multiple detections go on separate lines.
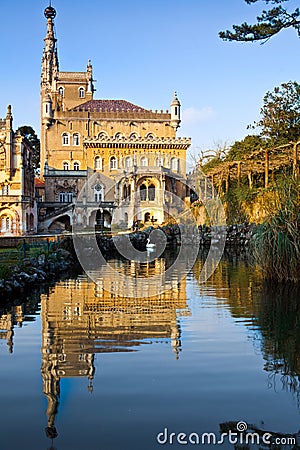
0, 106, 37, 236
39, 5, 191, 232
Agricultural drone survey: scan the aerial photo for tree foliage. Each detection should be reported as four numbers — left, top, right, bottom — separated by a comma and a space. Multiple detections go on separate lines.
220, 0, 300, 43
252, 81, 300, 142
17, 126, 40, 170
226, 135, 266, 161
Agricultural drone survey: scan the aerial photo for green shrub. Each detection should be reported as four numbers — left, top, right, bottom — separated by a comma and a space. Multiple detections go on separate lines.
252, 175, 300, 282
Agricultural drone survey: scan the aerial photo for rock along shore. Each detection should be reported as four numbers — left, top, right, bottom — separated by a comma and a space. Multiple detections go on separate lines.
0, 248, 75, 300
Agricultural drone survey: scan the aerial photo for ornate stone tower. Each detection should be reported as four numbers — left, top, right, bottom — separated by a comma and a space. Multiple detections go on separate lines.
40, 5, 58, 174
40, 5, 95, 177
0, 106, 37, 236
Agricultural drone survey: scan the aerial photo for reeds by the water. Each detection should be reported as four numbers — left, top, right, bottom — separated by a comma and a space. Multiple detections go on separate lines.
252, 175, 300, 283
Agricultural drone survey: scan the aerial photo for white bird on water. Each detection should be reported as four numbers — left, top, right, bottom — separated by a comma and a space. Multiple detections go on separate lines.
146, 238, 156, 249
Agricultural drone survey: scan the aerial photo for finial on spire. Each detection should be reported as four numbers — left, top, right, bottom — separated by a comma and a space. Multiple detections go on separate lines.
171, 91, 180, 106
44, 4, 56, 19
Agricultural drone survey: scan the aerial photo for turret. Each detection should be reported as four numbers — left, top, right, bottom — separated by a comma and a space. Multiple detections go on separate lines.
5, 105, 13, 177
170, 91, 181, 131
42, 94, 53, 126
87, 59, 95, 94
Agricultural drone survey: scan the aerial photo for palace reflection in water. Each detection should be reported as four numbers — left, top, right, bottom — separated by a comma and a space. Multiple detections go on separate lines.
40, 256, 190, 439
2, 253, 300, 449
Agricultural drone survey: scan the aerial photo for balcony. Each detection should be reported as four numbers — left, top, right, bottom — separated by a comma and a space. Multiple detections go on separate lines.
44, 169, 87, 177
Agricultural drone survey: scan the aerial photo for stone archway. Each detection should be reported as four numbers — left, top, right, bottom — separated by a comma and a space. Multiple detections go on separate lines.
48, 214, 71, 232
88, 209, 112, 230
103, 210, 112, 228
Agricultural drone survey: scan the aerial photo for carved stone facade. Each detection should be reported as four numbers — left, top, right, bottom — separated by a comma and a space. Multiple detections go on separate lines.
39, 5, 191, 232
0, 106, 37, 236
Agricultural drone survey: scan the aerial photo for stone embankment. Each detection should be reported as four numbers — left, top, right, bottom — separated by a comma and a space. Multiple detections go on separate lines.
127, 223, 257, 248
71, 222, 257, 254
198, 223, 257, 248
0, 248, 74, 298
0, 223, 257, 298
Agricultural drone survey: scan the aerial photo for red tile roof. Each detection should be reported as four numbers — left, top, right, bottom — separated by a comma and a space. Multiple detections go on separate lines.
73, 99, 148, 112
35, 178, 45, 188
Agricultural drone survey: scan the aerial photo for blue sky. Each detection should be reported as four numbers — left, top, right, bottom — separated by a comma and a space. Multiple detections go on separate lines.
0, 0, 299, 160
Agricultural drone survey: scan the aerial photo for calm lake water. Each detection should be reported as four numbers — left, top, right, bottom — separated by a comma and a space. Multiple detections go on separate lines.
1, 250, 300, 450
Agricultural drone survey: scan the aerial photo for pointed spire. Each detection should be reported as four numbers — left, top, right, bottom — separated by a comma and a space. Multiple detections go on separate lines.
42, 4, 58, 86
171, 91, 180, 106
87, 60, 94, 94
6, 104, 12, 119
6, 104, 13, 132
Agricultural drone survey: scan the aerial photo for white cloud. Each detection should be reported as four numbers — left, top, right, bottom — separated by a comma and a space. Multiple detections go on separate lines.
182, 106, 215, 125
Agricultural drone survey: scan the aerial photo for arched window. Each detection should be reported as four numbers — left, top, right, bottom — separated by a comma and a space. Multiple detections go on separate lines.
79, 87, 85, 98
155, 156, 162, 167
115, 132, 123, 140
58, 86, 64, 97
129, 132, 138, 139
125, 156, 132, 169
98, 132, 108, 139
73, 161, 80, 171
110, 156, 117, 170
30, 213, 34, 230
1, 215, 10, 232
63, 161, 70, 171
94, 156, 102, 170
123, 184, 131, 201
146, 133, 155, 140
148, 184, 155, 201
140, 184, 147, 201
94, 183, 103, 202
73, 133, 80, 146
140, 156, 148, 167
62, 133, 69, 146
171, 157, 178, 172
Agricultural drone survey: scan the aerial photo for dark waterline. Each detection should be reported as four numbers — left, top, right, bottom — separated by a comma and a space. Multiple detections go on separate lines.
1, 251, 300, 450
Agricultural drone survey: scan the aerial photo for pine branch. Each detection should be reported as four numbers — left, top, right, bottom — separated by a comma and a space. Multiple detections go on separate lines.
219, 1, 300, 43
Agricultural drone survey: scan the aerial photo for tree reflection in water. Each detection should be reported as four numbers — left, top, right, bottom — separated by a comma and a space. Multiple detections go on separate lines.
256, 283, 300, 404
193, 255, 300, 405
